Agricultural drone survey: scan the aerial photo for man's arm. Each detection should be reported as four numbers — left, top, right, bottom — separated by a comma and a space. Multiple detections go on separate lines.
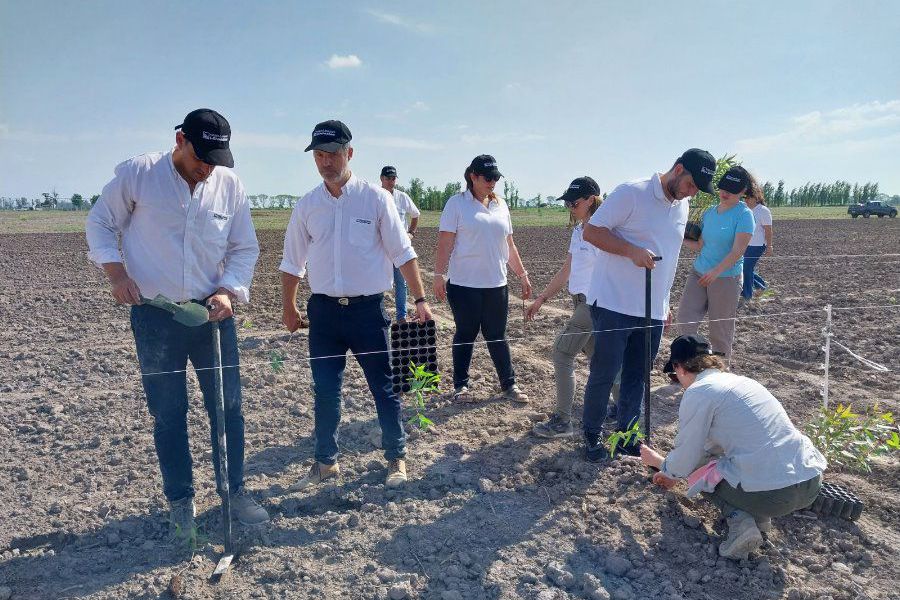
279, 202, 312, 331
398, 258, 433, 322
408, 216, 419, 236
584, 224, 659, 269
281, 272, 306, 332
218, 182, 260, 304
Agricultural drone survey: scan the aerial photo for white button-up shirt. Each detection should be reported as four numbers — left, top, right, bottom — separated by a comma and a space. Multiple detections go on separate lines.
392, 189, 420, 228
279, 174, 417, 297
586, 174, 688, 320
439, 190, 513, 288
86, 151, 259, 303
661, 369, 827, 492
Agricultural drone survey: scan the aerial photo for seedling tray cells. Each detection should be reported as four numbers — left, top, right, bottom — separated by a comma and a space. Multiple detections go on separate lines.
389, 320, 438, 394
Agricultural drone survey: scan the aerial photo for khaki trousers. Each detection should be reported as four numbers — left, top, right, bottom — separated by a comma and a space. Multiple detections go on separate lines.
676, 270, 741, 361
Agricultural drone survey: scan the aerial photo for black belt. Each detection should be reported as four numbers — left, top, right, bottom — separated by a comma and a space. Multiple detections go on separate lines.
313, 293, 383, 306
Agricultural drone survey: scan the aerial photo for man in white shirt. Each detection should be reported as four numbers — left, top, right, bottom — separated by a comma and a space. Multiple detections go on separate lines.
86, 109, 269, 539
582, 148, 717, 461
380, 165, 421, 321
280, 120, 433, 489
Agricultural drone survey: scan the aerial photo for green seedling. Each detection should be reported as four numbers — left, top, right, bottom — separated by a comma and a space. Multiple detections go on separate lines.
606, 418, 645, 459
407, 361, 440, 430
270, 350, 285, 373
805, 403, 900, 473
241, 319, 254, 329
173, 523, 208, 555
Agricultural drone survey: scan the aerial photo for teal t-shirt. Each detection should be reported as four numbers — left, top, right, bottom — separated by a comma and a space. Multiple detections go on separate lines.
693, 202, 755, 277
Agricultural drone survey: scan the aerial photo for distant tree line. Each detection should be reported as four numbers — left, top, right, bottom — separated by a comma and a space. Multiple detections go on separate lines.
759, 180, 885, 207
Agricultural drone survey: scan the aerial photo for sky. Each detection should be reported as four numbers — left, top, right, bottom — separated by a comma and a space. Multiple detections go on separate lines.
1, 0, 899, 200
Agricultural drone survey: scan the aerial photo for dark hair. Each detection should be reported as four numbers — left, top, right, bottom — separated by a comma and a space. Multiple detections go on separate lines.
676, 353, 727, 374
567, 194, 602, 227
745, 171, 765, 205
464, 166, 498, 201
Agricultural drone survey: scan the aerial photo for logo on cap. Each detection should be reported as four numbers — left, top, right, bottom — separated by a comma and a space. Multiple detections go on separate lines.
701, 167, 715, 176
313, 129, 336, 137
202, 131, 229, 142
724, 174, 741, 182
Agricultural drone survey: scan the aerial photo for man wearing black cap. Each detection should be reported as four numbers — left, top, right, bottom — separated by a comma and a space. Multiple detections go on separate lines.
280, 120, 433, 489
580, 149, 717, 461
86, 108, 269, 540
380, 165, 421, 322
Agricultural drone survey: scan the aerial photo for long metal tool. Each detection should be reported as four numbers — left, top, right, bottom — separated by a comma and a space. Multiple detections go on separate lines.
210, 320, 235, 581
644, 256, 663, 444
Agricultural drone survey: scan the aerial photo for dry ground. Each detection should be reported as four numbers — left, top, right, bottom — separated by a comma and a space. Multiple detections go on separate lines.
0, 218, 898, 600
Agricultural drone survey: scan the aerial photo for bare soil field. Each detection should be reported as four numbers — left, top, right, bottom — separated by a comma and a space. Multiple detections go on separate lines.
0, 218, 898, 600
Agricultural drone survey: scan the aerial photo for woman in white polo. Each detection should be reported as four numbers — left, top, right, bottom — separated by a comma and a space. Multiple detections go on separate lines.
433, 155, 531, 403
525, 177, 615, 438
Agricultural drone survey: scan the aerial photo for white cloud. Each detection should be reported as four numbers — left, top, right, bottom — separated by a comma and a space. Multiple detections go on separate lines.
365, 9, 434, 34
326, 54, 362, 69
376, 100, 430, 121
735, 100, 900, 154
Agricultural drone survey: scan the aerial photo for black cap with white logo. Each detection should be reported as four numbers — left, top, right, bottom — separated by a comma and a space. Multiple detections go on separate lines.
559, 176, 601, 205
381, 165, 398, 178
717, 166, 750, 195
174, 108, 234, 168
469, 154, 502, 179
677, 148, 717, 194
305, 120, 352, 152
662, 334, 714, 374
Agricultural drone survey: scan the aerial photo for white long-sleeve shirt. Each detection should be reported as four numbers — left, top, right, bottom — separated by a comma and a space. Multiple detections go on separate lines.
661, 369, 827, 492
279, 174, 417, 297
86, 151, 259, 303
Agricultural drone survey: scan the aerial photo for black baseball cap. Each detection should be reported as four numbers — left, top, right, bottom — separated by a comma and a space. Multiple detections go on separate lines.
717, 166, 750, 195
174, 109, 234, 168
559, 176, 601, 205
662, 334, 714, 374
381, 166, 398, 178
676, 148, 716, 194
305, 120, 352, 152
469, 154, 502, 179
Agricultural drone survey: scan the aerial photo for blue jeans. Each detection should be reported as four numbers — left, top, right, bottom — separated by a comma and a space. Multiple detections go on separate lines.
583, 306, 663, 437
446, 283, 515, 391
131, 305, 245, 502
393, 267, 408, 321
742, 245, 767, 299
307, 294, 405, 464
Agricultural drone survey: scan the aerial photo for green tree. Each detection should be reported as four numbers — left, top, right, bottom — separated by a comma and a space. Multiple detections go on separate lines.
687, 154, 737, 224
70, 193, 84, 210
89, 194, 101, 207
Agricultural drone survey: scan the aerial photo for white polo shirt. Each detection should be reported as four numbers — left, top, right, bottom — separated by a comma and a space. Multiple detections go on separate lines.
567, 223, 600, 296
279, 174, 417, 297
392, 189, 420, 228
586, 174, 688, 320
86, 151, 260, 303
749, 204, 772, 247
439, 190, 513, 288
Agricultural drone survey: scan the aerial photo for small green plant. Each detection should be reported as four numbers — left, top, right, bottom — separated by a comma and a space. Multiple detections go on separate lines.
606, 418, 645, 458
805, 403, 900, 473
270, 350, 285, 373
407, 361, 440, 430
241, 319, 254, 329
173, 523, 207, 554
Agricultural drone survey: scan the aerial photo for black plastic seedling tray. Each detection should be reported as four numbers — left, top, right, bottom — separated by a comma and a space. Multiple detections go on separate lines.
809, 481, 864, 521
389, 320, 438, 394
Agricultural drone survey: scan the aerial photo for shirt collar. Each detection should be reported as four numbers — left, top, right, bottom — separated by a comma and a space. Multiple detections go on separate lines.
320, 172, 358, 199
465, 188, 498, 207
695, 368, 720, 381
652, 172, 684, 206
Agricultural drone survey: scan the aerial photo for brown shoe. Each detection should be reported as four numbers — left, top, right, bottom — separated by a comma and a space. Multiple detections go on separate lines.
386, 459, 407, 488
499, 384, 529, 404
289, 462, 340, 491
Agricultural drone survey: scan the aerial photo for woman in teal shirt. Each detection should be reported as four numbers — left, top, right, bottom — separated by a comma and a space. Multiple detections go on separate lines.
676, 166, 758, 361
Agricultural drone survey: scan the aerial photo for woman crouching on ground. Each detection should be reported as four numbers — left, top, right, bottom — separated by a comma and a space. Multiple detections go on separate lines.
640, 334, 827, 560
433, 154, 531, 403
525, 177, 619, 437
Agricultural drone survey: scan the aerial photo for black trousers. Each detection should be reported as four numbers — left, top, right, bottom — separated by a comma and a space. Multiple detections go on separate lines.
446, 283, 515, 390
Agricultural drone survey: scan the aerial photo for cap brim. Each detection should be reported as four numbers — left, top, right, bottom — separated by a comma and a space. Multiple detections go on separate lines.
199, 147, 234, 168
697, 178, 715, 194
662, 358, 674, 374
305, 141, 346, 153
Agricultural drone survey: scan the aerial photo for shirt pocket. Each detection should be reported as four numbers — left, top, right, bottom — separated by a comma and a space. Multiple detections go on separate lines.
203, 211, 232, 252
349, 217, 376, 247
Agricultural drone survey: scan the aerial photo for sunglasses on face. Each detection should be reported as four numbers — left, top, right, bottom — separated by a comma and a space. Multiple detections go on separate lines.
480, 174, 501, 183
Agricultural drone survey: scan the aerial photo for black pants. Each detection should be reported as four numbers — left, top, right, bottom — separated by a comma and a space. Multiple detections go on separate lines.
446, 283, 515, 390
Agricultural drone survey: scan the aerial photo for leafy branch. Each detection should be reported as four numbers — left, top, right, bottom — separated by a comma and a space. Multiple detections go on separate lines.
269, 350, 285, 373
606, 418, 645, 459
805, 403, 900, 473
407, 362, 440, 430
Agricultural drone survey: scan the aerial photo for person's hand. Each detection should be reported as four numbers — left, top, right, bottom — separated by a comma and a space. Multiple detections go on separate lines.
282, 305, 307, 332
433, 276, 447, 302
205, 290, 234, 322
639, 444, 665, 469
698, 268, 721, 287
110, 273, 142, 305
663, 309, 674, 334
414, 301, 433, 323
652, 471, 678, 490
525, 296, 544, 321
520, 274, 533, 300
627, 246, 658, 269
765, 245, 773, 257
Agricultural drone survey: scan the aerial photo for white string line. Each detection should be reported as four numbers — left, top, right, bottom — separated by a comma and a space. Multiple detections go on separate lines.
830, 340, 891, 372
135, 303, 900, 379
